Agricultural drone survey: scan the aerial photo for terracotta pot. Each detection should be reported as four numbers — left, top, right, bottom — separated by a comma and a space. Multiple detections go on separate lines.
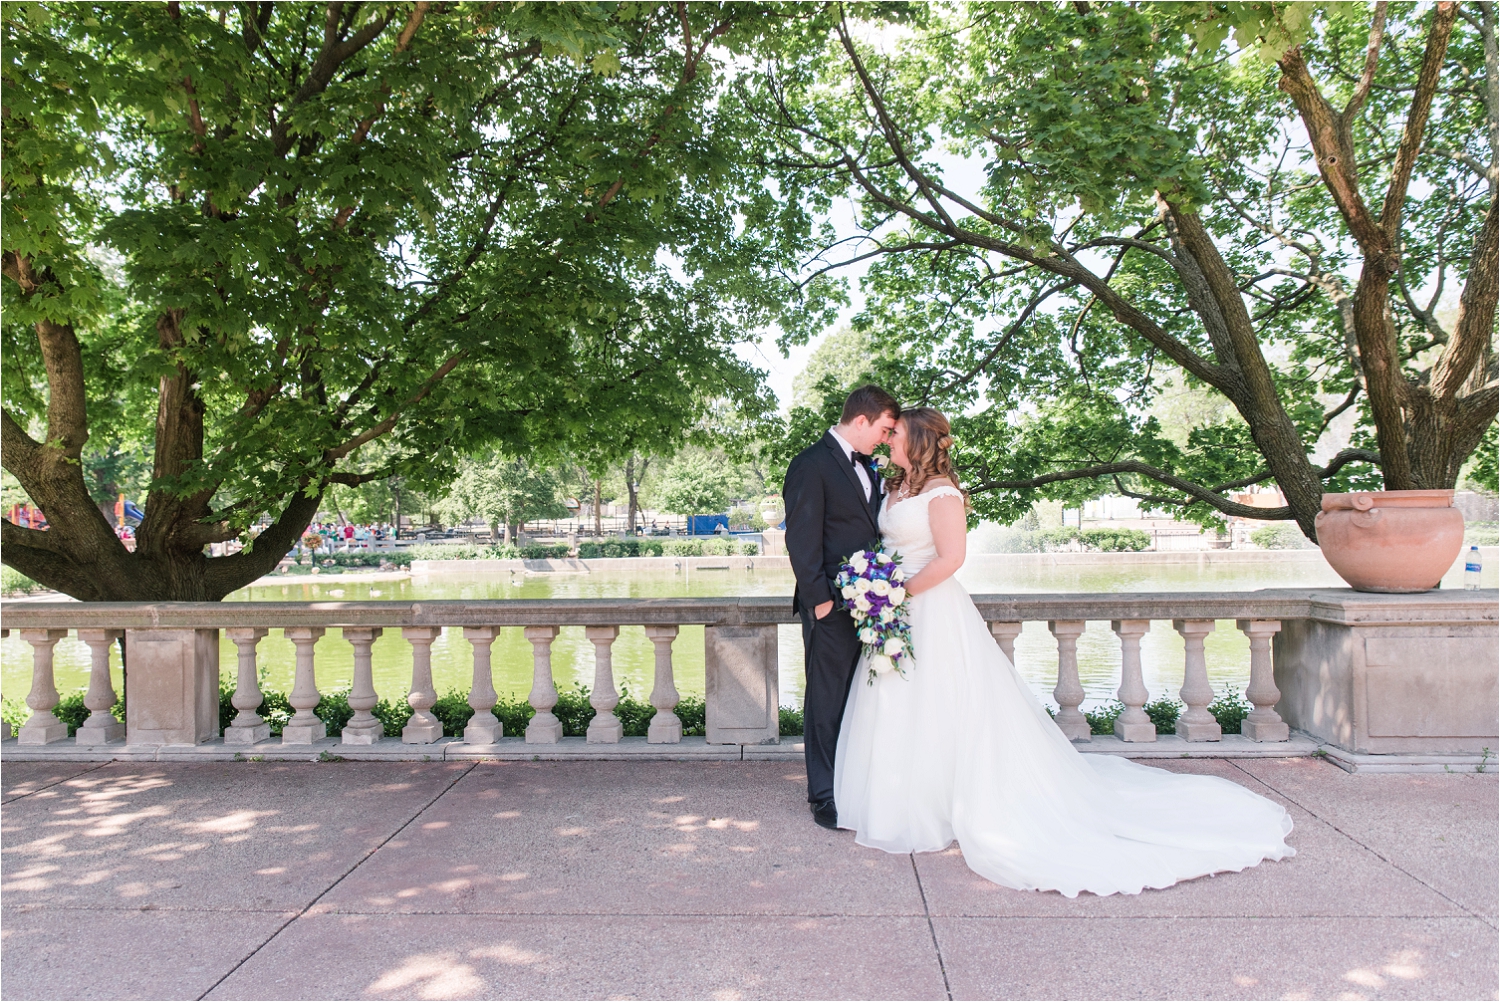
1315, 489, 1464, 593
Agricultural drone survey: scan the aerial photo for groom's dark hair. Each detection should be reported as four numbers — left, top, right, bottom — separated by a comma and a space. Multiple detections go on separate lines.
840, 384, 900, 424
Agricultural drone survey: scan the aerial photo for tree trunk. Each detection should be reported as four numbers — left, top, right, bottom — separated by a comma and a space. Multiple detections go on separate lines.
625, 455, 638, 534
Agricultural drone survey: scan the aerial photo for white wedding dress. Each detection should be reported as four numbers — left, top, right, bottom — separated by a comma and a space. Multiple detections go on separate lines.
833, 485, 1295, 897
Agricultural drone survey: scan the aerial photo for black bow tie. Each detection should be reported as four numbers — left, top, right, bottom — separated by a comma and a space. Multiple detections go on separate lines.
852, 451, 873, 467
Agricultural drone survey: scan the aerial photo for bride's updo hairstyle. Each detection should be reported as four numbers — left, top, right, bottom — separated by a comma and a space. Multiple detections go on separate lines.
890, 407, 970, 507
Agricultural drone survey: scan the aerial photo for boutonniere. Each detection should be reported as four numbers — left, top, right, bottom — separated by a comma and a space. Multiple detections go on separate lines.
873, 455, 890, 471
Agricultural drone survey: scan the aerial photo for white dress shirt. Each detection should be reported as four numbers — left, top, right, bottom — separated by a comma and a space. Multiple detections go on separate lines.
829, 426, 872, 501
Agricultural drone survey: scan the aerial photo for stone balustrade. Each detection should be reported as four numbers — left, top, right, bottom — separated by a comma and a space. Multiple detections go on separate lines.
2, 588, 1495, 757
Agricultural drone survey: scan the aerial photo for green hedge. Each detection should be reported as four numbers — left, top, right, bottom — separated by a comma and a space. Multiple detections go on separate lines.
1005, 527, 1151, 553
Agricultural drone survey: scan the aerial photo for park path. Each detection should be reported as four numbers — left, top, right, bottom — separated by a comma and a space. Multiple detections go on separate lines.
1, 757, 1494, 1001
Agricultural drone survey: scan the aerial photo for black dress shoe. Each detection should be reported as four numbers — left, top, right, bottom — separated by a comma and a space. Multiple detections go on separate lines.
810, 799, 838, 830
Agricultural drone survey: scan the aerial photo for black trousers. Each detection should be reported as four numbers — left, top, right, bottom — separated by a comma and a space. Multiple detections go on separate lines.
800, 605, 862, 804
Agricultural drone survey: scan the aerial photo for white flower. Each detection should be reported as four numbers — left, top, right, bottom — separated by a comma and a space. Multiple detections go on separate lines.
875, 551, 891, 564
849, 554, 869, 574
874, 455, 890, 469
870, 653, 895, 675
854, 578, 871, 593
854, 593, 871, 612
859, 627, 878, 644
891, 568, 905, 582
889, 586, 906, 605
871, 578, 891, 596
883, 637, 905, 657
841, 584, 857, 599
879, 606, 894, 622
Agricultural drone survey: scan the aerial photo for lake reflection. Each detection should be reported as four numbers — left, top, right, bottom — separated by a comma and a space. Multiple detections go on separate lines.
4, 549, 1491, 714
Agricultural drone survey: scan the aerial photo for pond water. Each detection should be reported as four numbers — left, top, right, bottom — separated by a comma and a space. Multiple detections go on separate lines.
4, 549, 1493, 716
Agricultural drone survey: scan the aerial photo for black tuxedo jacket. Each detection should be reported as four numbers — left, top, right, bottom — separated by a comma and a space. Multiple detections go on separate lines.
783, 431, 884, 615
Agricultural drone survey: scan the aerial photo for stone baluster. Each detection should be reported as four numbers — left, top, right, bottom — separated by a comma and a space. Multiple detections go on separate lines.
402, 627, 444, 743
645, 625, 681, 743
524, 626, 563, 743
1110, 620, 1155, 742
18, 629, 70, 745
341, 627, 385, 745
1237, 619, 1289, 741
585, 625, 622, 743
76, 629, 126, 745
461, 627, 503, 744
282, 627, 326, 743
989, 622, 1023, 664
223, 628, 271, 745
1048, 620, 1090, 741
1173, 619, 1221, 741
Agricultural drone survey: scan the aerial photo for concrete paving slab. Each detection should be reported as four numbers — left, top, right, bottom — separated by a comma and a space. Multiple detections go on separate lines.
1236, 758, 1499, 920
0, 904, 293, 1001
320, 760, 926, 917
934, 915, 1498, 1001
912, 759, 1465, 919
1, 761, 105, 803
0, 761, 469, 912
206, 912, 948, 1001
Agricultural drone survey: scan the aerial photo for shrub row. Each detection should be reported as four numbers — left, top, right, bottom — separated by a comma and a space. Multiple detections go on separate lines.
1, 683, 805, 739
577, 537, 757, 558
1075, 689, 1251, 736
1004, 527, 1152, 553
404, 542, 571, 561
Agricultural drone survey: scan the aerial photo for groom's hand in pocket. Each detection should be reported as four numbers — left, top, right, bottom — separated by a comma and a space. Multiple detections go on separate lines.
814, 600, 834, 620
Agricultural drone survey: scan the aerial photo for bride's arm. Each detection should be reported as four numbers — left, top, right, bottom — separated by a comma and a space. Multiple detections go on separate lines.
903, 493, 966, 596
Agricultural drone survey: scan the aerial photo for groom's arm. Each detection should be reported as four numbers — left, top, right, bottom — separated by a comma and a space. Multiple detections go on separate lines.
784, 457, 834, 616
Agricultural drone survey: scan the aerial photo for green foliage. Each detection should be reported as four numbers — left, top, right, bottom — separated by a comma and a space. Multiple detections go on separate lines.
431, 456, 570, 535
1085, 701, 1123, 735
1465, 424, 1498, 494
1144, 698, 1184, 735
518, 544, 571, 560
405, 543, 516, 561
2, 566, 47, 595
1251, 523, 1314, 550
1465, 524, 1499, 547
1003, 527, 1152, 553
663, 538, 703, 556
3, 2, 823, 600
1207, 688, 1250, 735
656, 453, 739, 515
778, 703, 805, 737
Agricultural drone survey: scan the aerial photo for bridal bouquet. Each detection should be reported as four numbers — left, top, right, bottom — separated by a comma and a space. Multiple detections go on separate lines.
835, 546, 915, 683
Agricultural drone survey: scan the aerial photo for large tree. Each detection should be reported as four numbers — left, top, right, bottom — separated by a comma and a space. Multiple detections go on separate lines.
748, 1, 1496, 536
2, 1, 821, 599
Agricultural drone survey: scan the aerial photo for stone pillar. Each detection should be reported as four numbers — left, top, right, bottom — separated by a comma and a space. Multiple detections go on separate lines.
402, 627, 444, 743
341, 627, 385, 745
223, 628, 271, 745
75, 629, 125, 745
523, 626, 562, 742
1173, 619, 1221, 741
281, 627, 326, 744
1048, 620, 1090, 741
1111, 619, 1155, 742
706, 624, 778, 745
989, 622, 1023, 665
585, 625, 622, 743
461, 626, 503, 744
18, 629, 70, 745
1237, 619, 1289, 742
124, 629, 221, 744
645, 625, 681, 743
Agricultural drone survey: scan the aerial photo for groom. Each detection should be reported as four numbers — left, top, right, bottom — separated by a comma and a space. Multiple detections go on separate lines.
783, 385, 900, 830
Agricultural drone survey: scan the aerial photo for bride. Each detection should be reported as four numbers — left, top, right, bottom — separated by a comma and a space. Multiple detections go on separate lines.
833, 407, 1295, 897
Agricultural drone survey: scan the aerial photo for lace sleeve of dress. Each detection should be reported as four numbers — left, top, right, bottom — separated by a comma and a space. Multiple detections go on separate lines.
920, 485, 965, 503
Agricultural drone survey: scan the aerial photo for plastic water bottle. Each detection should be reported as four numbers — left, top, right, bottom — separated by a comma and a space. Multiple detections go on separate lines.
1465, 546, 1482, 590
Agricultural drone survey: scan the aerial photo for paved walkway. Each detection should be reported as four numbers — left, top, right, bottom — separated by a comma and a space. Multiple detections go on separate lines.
1, 758, 1495, 1000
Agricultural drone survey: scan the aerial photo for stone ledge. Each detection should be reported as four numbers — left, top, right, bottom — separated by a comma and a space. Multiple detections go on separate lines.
1319, 744, 1499, 775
